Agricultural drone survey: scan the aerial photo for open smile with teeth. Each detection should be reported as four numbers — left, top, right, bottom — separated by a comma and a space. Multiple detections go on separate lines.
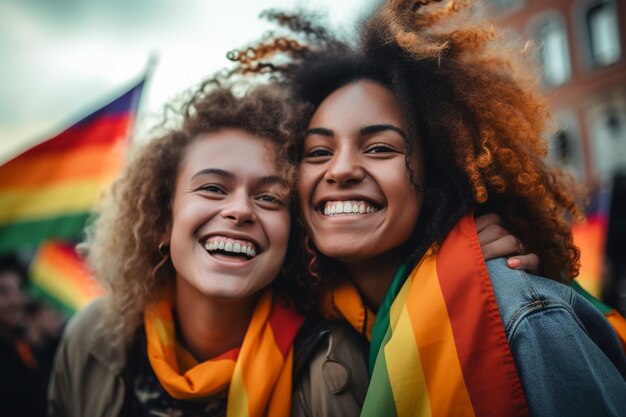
202, 236, 258, 258
323, 200, 380, 216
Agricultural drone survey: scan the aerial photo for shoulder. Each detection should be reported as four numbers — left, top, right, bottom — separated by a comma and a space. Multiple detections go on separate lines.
292, 319, 369, 417
486, 258, 626, 416
61, 298, 107, 342
487, 258, 599, 336
49, 298, 130, 417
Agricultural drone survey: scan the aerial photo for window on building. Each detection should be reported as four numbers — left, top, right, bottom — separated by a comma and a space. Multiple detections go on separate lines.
587, 1, 621, 67
549, 115, 585, 181
538, 19, 572, 86
590, 104, 626, 183
555, 130, 572, 165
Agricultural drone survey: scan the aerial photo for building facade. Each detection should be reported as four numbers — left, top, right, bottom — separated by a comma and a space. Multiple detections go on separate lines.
488, 0, 626, 312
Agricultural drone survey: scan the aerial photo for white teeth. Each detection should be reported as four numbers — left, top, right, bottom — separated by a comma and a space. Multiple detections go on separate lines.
322, 200, 380, 216
202, 236, 258, 258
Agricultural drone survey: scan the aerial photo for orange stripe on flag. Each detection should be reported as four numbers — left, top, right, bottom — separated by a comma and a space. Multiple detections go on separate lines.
0, 143, 125, 190
407, 254, 475, 417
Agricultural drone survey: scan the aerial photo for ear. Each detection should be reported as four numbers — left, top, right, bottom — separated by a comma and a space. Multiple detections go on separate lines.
161, 222, 172, 247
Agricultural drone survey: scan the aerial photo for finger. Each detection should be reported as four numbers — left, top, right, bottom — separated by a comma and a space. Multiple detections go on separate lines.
507, 253, 540, 273
481, 234, 522, 260
474, 213, 502, 233
477, 223, 510, 246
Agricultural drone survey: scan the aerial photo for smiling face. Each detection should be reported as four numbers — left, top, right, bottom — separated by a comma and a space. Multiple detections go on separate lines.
0, 271, 25, 332
167, 129, 291, 302
298, 80, 423, 267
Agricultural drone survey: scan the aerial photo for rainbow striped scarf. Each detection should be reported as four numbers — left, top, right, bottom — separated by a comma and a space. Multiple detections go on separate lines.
324, 215, 529, 417
144, 288, 304, 417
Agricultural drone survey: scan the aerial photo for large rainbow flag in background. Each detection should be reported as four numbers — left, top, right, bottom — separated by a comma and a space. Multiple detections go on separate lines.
0, 79, 144, 253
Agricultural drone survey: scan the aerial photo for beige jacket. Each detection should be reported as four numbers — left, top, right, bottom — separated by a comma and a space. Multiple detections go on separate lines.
48, 299, 369, 417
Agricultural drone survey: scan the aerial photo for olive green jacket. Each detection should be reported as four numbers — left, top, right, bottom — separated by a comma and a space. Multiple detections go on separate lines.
47, 299, 369, 417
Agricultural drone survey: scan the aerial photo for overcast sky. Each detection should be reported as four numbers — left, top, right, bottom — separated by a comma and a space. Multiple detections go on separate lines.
0, 0, 375, 162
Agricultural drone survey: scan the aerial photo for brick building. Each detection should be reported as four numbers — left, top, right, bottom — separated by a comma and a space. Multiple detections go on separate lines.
488, 0, 626, 311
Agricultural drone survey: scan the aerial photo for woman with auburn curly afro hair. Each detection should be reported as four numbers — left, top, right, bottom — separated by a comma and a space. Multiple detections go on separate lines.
229, 0, 626, 416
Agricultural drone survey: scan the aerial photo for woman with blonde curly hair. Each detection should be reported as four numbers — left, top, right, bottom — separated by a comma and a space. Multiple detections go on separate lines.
47, 80, 381, 417
229, 0, 626, 415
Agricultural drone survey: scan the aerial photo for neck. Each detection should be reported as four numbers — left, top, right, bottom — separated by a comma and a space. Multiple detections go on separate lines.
343, 254, 403, 312
174, 278, 257, 362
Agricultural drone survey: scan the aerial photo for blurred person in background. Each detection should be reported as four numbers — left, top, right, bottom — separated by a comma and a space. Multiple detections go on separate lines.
0, 254, 46, 417
25, 299, 65, 397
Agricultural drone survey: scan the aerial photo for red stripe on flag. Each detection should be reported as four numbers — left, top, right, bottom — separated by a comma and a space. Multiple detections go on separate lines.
10, 114, 132, 159
269, 301, 305, 358
437, 216, 529, 417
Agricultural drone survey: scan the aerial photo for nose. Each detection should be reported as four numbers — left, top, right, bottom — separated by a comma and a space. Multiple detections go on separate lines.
324, 146, 365, 186
221, 190, 256, 225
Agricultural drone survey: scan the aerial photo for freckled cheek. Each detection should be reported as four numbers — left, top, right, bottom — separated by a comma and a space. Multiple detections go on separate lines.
265, 214, 291, 254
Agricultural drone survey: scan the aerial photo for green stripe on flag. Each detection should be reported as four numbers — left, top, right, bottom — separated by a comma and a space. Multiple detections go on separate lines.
0, 212, 92, 253
370, 262, 409, 370
570, 280, 612, 314
28, 284, 77, 318
362, 332, 399, 417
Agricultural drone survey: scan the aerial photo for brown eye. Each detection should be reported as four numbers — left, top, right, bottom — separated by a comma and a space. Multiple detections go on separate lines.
304, 148, 332, 158
365, 144, 395, 154
196, 184, 225, 194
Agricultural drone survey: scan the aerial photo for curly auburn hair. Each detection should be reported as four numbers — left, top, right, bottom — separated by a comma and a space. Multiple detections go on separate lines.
83, 80, 309, 342
229, 0, 585, 287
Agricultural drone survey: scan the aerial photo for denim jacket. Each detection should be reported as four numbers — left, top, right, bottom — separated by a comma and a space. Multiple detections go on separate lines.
487, 258, 626, 417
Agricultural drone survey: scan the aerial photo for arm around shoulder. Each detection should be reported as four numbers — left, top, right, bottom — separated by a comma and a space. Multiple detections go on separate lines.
508, 297, 626, 417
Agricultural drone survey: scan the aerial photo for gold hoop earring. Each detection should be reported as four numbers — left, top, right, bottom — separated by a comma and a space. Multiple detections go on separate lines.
158, 242, 170, 257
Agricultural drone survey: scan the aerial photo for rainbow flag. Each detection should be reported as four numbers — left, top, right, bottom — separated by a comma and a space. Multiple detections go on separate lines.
28, 240, 104, 317
572, 188, 611, 297
362, 215, 528, 417
0, 80, 144, 253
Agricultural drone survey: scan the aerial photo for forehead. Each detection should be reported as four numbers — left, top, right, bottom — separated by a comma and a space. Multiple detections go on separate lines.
0, 271, 21, 289
180, 129, 279, 176
309, 80, 406, 128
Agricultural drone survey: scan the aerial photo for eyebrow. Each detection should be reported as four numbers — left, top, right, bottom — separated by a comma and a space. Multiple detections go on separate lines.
191, 168, 233, 181
191, 168, 285, 187
305, 124, 407, 140
361, 124, 408, 140
305, 127, 333, 137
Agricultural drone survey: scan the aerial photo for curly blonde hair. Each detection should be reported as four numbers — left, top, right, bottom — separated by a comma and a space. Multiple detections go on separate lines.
84, 80, 306, 342
229, 0, 585, 284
